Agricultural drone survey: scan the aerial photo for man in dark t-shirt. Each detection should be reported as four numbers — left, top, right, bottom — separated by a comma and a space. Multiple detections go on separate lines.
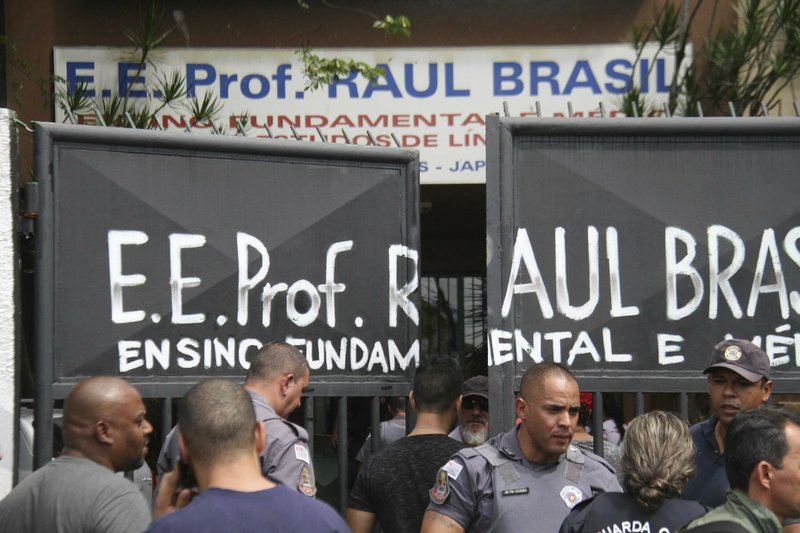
346, 357, 464, 533
148, 380, 347, 533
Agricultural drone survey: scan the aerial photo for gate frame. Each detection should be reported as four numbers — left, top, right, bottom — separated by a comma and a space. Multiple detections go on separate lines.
486, 115, 800, 434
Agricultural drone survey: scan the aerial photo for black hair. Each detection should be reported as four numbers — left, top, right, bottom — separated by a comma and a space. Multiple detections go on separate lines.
412, 356, 463, 414
725, 406, 800, 491
180, 379, 257, 463
245, 341, 308, 384
386, 396, 406, 412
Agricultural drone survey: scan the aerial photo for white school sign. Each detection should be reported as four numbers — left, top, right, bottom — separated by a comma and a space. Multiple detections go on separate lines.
54, 44, 681, 184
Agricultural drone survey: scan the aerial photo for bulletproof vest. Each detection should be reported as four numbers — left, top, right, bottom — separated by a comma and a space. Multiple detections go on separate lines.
476, 444, 587, 533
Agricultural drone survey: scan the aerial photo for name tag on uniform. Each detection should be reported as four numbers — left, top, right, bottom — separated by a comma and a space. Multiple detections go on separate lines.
294, 444, 311, 464
501, 487, 529, 496
442, 460, 463, 480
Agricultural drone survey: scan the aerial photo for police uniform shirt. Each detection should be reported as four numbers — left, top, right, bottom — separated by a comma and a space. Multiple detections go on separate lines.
248, 390, 317, 497
447, 426, 463, 443
156, 390, 316, 497
427, 426, 621, 533
355, 415, 407, 463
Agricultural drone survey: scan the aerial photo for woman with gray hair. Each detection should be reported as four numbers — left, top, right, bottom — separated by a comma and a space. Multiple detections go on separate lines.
560, 411, 709, 533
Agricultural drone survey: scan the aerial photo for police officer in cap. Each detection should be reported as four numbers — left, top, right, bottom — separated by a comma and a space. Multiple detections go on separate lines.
681, 338, 772, 508
422, 363, 621, 533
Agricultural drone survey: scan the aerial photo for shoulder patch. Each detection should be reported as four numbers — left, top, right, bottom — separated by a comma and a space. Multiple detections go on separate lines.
298, 463, 317, 497
429, 468, 451, 505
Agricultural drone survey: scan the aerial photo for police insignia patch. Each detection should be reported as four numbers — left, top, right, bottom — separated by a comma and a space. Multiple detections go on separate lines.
560, 485, 583, 509
429, 468, 450, 505
724, 345, 742, 361
298, 464, 317, 497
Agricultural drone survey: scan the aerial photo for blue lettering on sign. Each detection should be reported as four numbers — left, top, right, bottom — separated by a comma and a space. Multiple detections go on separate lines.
65, 56, 671, 104
531, 61, 560, 96
363, 64, 402, 98
563, 60, 601, 95
66, 62, 96, 97
493, 62, 523, 96
241, 74, 270, 99
656, 58, 670, 92
405, 63, 437, 98
220, 73, 238, 98
272, 64, 292, 99
605, 59, 632, 94
444, 63, 470, 97
186, 64, 216, 97
329, 70, 359, 99
118, 63, 148, 98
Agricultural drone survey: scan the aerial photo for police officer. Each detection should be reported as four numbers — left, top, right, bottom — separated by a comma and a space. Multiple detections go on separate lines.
421, 363, 621, 533
156, 342, 316, 496
681, 339, 772, 508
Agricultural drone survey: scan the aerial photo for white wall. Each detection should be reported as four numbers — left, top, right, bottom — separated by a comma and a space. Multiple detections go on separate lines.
0, 109, 19, 497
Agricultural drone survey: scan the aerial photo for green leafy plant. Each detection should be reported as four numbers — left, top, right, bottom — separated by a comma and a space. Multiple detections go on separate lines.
299, 2, 410, 91
373, 15, 411, 38
51, 0, 411, 129
623, 0, 800, 116
53, 1, 220, 130
299, 47, 385, 91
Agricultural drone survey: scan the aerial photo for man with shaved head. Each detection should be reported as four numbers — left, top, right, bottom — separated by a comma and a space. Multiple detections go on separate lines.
156, 341, 315, 495
0, 376, 153, 532
422, 363, 621, 533
147, 379, 347, 532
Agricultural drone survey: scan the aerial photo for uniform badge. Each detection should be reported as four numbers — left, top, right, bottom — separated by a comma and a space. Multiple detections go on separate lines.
560, 485, 583, 509
298, 464, 317, 497
724, 345, 742, 361
429, 468, 450, 505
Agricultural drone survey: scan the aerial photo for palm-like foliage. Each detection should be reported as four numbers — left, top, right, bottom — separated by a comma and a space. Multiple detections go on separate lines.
623, 0, 800, 116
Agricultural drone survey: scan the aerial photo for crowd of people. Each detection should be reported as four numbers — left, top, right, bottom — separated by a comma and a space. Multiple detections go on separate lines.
1, 338, 799, 533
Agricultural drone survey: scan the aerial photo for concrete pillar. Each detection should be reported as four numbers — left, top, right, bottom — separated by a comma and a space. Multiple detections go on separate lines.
0, 109, 19, 497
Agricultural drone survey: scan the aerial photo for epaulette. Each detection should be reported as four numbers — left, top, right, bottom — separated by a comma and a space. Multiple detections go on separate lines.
473, 442, 513, 467
575, 446, 616, 475
279, 418, 308, 441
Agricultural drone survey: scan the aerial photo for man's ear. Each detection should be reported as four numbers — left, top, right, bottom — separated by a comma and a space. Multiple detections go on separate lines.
762, 380, 774, 403
409, 391, 417, 412
280, 373, 294, 396
254, 421, 266, 455
515, 396, 527, 421
96, 420, 112, 446
753, 460, 773, 490
455, 394, 463, 414
178, 430, 192, 464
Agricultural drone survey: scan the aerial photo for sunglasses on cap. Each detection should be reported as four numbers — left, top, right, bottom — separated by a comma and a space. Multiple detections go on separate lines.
462, 396, 489, 411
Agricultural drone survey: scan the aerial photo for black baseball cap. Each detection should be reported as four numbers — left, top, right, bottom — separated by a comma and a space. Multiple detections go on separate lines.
462, 375, 488, 399
703, 339, 770, 383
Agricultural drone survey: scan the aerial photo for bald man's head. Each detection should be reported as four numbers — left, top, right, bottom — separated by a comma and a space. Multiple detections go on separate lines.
62, 377, 152, 472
